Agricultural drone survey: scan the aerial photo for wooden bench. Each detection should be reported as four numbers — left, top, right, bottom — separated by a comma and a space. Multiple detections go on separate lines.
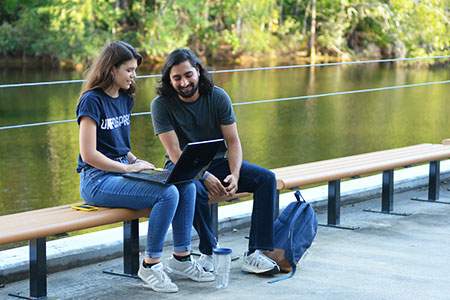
272, 142, 450, 228
209, 142, 450, 232
0, 204, 151, 299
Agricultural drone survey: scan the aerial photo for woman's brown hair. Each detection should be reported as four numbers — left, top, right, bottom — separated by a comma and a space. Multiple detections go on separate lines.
78, 41, 142, 102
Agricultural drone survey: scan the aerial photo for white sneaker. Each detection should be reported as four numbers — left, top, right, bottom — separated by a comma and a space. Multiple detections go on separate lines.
168, 258, 215, 282
197, 254, 214, 272
241, 250, 280, 275
138, 262, 178, 293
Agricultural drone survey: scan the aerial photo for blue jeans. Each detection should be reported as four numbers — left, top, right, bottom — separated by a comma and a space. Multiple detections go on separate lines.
167, 159, 277, 255
79, 165, 196, 258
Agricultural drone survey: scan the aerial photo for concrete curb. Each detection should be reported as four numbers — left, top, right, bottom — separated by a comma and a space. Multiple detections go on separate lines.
2, 161, 450, 282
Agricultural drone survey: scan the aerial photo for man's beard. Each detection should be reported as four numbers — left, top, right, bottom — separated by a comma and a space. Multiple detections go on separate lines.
176, 83, 199, 98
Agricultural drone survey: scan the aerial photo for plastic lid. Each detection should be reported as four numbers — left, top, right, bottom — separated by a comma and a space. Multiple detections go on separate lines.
213, 247, 232, 255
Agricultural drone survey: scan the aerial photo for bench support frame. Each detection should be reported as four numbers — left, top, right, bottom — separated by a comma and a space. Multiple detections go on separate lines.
9, 219, 142, 300
364, 169, 411, 216
210, 203, 219, 239
8, 237, 57, 300
210, 190, 280, 240
103, 219, 140, 278
411, 160, 450, 204
318, 180, 358, 230
328, 179, 341, 226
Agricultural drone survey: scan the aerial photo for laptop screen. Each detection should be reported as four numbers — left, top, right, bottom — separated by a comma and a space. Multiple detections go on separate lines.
167, 139, 224, 184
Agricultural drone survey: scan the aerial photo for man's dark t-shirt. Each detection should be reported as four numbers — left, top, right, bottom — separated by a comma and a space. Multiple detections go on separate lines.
151, 86, 236, 159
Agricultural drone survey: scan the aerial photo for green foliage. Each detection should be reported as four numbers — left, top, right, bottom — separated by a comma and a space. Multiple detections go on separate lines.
0, 0, 448, 65
391, 0, 450, 58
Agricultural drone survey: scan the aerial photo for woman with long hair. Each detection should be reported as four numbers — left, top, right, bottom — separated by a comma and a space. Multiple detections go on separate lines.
76, 41, 213, 293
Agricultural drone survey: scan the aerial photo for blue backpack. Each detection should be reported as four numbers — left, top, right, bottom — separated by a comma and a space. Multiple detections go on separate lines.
269, 190, 318, 283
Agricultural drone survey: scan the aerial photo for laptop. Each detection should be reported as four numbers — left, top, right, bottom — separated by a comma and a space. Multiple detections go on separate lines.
122, 139, 223, 185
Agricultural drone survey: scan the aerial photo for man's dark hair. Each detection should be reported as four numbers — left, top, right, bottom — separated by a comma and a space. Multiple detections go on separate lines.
156, 49, 214, 97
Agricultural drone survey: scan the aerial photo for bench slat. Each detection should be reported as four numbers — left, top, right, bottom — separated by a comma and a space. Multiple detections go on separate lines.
276, 144, 446, 179
276, 146, 450, 189
273, 144, 434, 175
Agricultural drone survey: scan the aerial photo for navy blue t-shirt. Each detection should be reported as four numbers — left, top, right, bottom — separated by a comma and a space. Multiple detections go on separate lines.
76, 89, 133, 172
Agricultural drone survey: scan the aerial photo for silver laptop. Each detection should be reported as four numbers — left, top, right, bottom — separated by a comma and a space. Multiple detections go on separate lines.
122, 139, 223, 185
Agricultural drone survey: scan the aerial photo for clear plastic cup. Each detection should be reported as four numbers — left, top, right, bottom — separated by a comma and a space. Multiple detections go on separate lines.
213, 248, 232, 289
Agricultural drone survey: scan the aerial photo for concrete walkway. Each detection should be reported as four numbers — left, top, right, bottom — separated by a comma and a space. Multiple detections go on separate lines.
1, 180, 450, 299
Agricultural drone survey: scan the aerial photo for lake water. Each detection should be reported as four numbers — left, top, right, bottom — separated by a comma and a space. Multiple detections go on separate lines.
0, 62, 449, 246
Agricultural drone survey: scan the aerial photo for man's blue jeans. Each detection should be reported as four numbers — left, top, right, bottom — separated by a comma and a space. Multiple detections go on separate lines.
79, 165, 196, 258
193, 158, 277, 255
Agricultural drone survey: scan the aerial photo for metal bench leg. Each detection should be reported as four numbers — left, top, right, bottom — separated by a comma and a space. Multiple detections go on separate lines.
275, 190, 280, 220
9, 237, 57, 300
104, 219, 140, 278
327, 179, 341, 226
319, 180, 357, 230
364, 169, 410, 216
429, 160, 440, 200
411, 160, 450, 204
123, 219, 140, 276
210, 202, 219, 239
30, 238, 47, 298
381, 169, 394, 212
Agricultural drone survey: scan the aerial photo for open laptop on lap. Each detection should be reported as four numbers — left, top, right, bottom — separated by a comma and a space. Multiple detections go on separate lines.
122, 139, 223, 185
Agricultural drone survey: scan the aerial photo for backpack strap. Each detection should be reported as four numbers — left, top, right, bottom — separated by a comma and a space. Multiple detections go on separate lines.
267, 263, 297, 284
294, 189, 306, 202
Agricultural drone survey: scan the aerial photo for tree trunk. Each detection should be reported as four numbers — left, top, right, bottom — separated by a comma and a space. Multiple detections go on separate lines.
309, 0, 316, 63
302, 0, 311, 37
279, 0, 283, 28
294, 0, 301, 17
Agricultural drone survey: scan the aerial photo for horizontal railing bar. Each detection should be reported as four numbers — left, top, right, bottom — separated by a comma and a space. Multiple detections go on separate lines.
1, 80, 449, 130
1, 55, 448, 89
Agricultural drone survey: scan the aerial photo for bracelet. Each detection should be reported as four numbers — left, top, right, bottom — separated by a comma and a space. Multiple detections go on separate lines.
130, 158, 138, 164
201, 171, 210, 182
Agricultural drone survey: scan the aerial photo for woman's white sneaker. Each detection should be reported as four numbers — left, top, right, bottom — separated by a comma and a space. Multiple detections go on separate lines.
241, 250, 280, 275
138, 262, 178, 293
168, 258, 215, 282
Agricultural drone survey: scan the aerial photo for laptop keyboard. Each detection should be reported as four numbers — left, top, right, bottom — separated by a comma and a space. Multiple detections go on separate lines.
147, 171, 170, 181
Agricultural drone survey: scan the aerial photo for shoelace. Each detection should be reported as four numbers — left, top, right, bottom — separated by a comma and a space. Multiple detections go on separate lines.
190, 261, 205, 276
249, 251, 274, 268
155, 266, 172, 283
254, 255, 266, 267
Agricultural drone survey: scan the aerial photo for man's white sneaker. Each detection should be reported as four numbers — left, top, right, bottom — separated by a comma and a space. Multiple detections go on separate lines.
197, 254, 214, 272
241, 250, 280, 275
168, 258, 215, 282
138, 262, 178, 293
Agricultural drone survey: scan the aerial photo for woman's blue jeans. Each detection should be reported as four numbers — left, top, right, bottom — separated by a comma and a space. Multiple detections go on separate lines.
79, 166, 196, 258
